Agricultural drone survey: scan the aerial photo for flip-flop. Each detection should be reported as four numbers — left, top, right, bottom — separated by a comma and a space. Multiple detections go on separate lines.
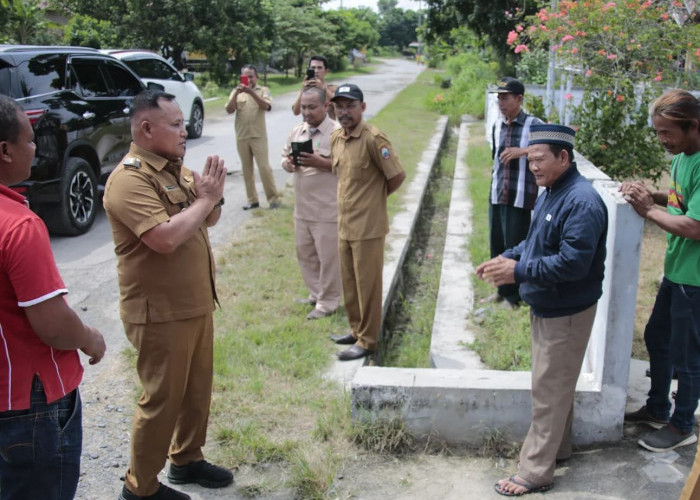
493, 474, 554, 496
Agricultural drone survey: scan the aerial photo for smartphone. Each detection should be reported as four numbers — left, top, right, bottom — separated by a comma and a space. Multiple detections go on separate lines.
240, 75, 250, 86
306, 68, 316, 80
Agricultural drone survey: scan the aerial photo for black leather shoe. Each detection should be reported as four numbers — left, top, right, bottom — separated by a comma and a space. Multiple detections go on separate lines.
168, 460, 233, 489
330, 333, 355, 345
119, 484, 190, 500
242, 202, 259, 210
338, 344, 372, 361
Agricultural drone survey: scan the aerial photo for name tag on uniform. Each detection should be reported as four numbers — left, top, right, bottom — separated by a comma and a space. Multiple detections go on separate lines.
545, 214, 552, 222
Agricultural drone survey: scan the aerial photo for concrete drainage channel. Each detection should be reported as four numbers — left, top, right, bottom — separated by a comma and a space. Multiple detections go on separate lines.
335, 113, 646, 449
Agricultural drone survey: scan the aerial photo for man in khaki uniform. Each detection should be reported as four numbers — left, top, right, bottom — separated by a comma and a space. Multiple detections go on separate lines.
328, 84, 406, 361
226, 64, 280, 210
104, 90, 232, 500
291, 55, 338, 121
282, 86, 342, 320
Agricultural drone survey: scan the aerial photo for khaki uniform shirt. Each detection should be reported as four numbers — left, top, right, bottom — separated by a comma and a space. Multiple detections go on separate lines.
103, 143, 217, 324
229, 84, 272, 140
331, 120, 404, 241
282, 116, 340, 222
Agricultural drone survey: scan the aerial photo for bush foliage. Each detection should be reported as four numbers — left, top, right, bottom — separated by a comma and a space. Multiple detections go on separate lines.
427, 52, 499, 120
508, 0, 700, 180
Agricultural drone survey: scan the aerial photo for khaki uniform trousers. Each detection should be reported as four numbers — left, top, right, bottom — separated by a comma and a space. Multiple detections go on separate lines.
237, 137, 279, 205
518, 304, 597, 487
124, 314, 214, 496
296, 218, 342, 313
680, 446, 700, 500
339, 236, 384, 350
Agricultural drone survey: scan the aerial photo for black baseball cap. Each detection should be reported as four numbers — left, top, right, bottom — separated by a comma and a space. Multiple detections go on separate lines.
331, 83, 364, 102
488, 77, 525, 95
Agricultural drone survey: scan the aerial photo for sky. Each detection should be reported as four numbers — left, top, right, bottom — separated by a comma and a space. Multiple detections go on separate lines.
322, 0, 423, 12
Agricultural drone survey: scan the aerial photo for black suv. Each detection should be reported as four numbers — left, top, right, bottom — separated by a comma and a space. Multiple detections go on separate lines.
0, 45, 149, 235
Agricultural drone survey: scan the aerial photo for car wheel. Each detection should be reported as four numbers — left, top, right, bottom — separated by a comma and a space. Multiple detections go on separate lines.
187, 102, 204, 139
43, 157, 98, 236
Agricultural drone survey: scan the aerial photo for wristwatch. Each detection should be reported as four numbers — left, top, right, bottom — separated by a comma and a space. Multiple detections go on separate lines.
213, 197, 225, 209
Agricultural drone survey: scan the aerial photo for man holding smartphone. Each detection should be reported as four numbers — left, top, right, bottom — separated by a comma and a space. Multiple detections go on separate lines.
292, 55, 337, 121
282, 87, 342, 320
226, 64, 280, 210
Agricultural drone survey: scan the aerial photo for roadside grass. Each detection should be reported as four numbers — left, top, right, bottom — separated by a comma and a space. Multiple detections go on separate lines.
370, 69, 441, 220
383, 131, 456, 368
205, 69, 442, 497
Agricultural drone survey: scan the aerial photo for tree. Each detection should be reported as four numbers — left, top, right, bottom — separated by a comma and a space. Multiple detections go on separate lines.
508, 0, 700, 180
378, 0, 398, 15
57, 0, 275, 83
378, 6, 419, 50
193, 0, 275, 82
323, 7, 380, 55
274, 1, 338, 77
423, 0, 539, 70
1, 0, 50, 44
63, 14, 118, 48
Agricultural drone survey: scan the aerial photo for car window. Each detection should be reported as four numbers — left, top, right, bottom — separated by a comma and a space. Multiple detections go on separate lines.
0, 60, 13, 97
123, 58, 182, 82
71, 59, 110, 97
13, 54, 67, 98
102, 61, 143, 97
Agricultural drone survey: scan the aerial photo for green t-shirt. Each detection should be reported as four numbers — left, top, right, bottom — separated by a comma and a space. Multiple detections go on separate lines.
665, 151, 700, 286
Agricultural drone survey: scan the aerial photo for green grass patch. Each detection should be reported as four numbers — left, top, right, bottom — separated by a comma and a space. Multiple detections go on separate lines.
383, 131, 456, 368
206, 70, 444, 496
465, 123, 532, 371
350, 416, 415, 455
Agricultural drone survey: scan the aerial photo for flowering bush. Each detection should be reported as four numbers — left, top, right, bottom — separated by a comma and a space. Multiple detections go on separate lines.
507, 0, 700, 180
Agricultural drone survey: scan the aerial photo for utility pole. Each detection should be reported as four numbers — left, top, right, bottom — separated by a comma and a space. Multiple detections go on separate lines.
544, 0, 556, 118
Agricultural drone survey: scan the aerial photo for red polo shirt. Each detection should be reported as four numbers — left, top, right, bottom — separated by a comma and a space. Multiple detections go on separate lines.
0, 185, 82, 411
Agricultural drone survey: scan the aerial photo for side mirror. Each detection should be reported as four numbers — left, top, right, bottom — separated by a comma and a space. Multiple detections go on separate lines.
147, 82, 165, 91
183, 72, 194, 82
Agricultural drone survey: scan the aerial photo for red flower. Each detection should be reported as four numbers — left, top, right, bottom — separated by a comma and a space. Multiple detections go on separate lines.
507, 31, 518, 45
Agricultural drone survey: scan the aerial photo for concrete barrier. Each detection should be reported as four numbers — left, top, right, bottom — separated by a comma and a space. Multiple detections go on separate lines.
351, 114, 644, 446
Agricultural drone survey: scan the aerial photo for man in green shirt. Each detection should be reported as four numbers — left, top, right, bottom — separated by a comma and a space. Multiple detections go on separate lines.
621, 89, 700, 453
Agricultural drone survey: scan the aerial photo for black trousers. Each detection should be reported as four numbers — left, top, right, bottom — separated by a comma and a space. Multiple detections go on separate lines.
488, 203, 531, 304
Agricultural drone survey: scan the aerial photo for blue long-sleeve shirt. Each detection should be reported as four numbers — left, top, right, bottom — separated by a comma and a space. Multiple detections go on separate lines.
503, 164, 608, 317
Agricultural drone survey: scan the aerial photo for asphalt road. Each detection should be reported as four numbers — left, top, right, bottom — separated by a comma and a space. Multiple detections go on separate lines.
51, 57, 425, 385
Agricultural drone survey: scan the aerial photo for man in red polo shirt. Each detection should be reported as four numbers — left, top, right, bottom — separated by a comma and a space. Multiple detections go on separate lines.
0, 95, 106, 500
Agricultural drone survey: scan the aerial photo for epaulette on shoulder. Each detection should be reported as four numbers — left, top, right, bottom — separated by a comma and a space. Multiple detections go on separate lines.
367, 124, 383, 137
123, 157, 141, 169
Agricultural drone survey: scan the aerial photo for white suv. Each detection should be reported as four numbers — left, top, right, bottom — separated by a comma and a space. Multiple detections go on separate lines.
104, 49, 205, 138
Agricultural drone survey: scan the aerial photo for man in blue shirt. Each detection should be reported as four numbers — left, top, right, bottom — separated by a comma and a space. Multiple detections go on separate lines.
477, 124, 608, 496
